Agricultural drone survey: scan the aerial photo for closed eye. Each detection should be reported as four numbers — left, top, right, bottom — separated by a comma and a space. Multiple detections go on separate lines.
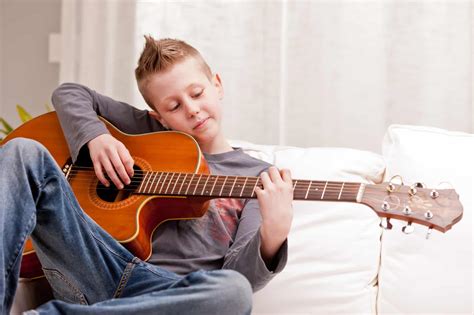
193, 89, 204, 98
170, 103, 180, 111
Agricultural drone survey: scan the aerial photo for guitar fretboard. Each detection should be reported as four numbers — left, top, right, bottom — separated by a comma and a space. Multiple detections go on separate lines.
136, 172, 362, 202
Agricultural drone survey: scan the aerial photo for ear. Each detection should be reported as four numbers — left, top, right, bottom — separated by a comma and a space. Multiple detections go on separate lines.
148, 110, 169, 129
213, 73, 224, 100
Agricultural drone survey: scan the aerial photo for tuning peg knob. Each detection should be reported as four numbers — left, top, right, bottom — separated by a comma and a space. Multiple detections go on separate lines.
424, 210, 433, 220
379, 218, 393, 230
430, 190, 439, 199
381, 201, 390, 211
387, 183, 395, 193
402, 222, 415, 234
387, 175, 404, 192
402, 206, 412, 215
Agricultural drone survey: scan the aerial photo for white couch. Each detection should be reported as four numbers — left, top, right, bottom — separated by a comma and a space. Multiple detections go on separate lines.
11, 124, 473, 314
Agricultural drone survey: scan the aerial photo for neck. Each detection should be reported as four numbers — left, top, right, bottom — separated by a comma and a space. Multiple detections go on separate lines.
136, 172, 364, 202
199, 133, 233, 154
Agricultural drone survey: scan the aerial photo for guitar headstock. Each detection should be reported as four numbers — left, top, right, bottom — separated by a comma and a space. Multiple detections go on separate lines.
361, 180, 463, 234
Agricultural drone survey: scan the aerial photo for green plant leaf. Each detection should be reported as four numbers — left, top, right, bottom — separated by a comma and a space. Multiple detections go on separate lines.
0, 118, 13, 133
17, 104, 32, 123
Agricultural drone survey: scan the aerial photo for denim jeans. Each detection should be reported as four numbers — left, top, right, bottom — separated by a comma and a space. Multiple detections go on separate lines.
0, 138, 252, 315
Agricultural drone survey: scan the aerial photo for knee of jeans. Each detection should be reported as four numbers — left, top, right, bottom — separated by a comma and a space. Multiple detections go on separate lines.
4, 138, 47, 159
212, 270, 253, 313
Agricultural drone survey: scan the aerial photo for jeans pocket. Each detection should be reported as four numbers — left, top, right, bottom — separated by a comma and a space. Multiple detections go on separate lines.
42, 268, 88, 305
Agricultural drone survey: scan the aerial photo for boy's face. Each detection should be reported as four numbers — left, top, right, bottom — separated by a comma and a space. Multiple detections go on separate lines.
143, 57, 224, 146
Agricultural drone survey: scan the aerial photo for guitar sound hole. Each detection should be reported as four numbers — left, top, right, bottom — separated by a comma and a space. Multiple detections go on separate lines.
96, 165, 143, 202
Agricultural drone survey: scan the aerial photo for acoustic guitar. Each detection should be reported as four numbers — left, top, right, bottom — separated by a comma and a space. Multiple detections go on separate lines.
1, 112, 463, 279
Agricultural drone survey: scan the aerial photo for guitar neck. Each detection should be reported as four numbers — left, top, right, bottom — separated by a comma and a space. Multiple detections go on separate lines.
136, 171, 364, 202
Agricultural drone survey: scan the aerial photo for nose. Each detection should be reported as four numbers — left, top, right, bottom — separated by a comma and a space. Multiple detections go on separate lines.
184, 99, 200, 117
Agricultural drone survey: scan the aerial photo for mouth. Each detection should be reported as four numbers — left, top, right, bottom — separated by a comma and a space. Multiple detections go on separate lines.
193, 117, 209, 130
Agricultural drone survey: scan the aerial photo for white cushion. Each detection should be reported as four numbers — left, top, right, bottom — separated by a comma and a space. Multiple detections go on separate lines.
378, 124, 473, 314
230, 141, 386, 314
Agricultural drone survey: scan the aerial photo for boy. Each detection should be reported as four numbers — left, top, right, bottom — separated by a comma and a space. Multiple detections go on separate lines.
0, 36, 293, 314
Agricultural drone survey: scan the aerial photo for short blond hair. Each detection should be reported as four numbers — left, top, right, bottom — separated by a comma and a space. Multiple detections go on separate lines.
135, 35, 212, 109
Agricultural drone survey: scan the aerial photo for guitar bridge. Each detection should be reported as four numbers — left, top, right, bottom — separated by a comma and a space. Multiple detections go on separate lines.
61, 158, 74, 180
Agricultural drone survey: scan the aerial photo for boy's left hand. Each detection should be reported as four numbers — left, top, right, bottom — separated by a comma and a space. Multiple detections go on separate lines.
254, 167, 294, 262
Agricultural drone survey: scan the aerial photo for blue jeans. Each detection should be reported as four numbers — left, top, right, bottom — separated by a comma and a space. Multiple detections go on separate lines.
0, 138, 252, 315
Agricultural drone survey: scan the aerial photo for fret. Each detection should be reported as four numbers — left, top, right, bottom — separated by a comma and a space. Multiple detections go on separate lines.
293, 180, 298, 189
229, 176, 238, 196
185, 174, 195, 195
240, 177, 248, 197
210, 175, 219, 196
159, 172, 169, 194
251, 177, 259, 198
233, 177, 243, 197
138, 171, 150, 193
242, 177, 256, 197
142, 171, 154, 193
143, 172, 153, 193
178, 173, 188, 195
342, 183, 359, 201
171, 173, 181, 194
165, 173, 175, 194
152, 172, 164, 194
192, 174, 203, 195
151, 172, 160, 193
304, 181, 311, 199
201, 174, 211, 195
321, 181, 328, 199
219, 176, 228, 196
337, 182, 345, 200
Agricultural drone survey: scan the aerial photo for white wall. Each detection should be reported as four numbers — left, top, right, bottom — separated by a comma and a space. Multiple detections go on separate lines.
0, 0, 61, 127
59, 1, 472, 155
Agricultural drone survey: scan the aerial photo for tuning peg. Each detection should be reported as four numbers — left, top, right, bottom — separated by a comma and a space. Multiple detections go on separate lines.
424, 210, 433, 220
387, 175, 404, 193
425, 227, 433, 240
402, 222, 415, 234
379, 218, 393, 230
409, 182, 426, 196
414, 182, 426, 188
430, 190, 439, 199
402, 205, 412, 215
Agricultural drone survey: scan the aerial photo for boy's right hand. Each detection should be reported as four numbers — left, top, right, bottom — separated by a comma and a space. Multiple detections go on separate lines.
87, 134, 134, 189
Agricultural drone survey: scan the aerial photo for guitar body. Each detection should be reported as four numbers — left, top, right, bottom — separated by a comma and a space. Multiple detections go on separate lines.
2, 112, 211, 278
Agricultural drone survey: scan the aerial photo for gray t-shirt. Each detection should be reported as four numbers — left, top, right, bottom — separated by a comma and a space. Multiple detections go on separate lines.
52, 82, 287, 292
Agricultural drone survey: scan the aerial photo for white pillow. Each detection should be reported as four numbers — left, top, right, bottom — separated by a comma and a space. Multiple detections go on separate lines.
230, 141, 386, 314
378, 124, 473, 314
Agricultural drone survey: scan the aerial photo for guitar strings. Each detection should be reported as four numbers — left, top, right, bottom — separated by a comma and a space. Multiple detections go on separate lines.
66, 166, 365, 188
65, 166, 407, 189
62, 175, 394, 193
62, 166, 415, 195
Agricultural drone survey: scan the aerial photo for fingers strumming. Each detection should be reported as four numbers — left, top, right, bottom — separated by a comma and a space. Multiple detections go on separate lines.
101, 157, 123, 189
94, 162, 109, 187
118, 146, 134, 178
110, 151, 130, 185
